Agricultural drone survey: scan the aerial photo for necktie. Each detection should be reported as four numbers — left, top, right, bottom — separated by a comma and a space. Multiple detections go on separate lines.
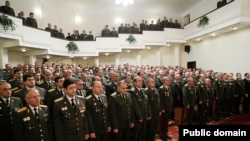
48, 83, 51, 89
6, 99, 9, 106
71, 99, 76, 110
60, 90, 63, 96
34, 108, 39, 121
78, 91, 82, 96
98, 96, 102, 103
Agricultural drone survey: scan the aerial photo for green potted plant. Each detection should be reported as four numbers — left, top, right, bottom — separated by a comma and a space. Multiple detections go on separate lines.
66, 41, 79, 54
126, 34, 137, 44
197, 16, 209, 28
0, 14, 16, 31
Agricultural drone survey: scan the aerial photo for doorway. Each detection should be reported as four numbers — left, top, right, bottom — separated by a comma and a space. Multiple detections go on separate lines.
187, 61, 196, 69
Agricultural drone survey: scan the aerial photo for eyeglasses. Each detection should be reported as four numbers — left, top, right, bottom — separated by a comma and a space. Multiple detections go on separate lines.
28, 95, 41, 99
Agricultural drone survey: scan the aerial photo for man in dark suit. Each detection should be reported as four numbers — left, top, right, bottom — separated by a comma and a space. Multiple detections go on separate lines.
0, 81, 23, 141
26, 12, 38, 28
129, 76, 152, 141
53, 78, 89, 141
145, 78, 160, 141
158, 76, 173, 141
13, 88, 53, 141
37, 69, 55, 90
12, 74, 46, 106
105, 72, 119, 97
76, 79, 87, 97
85, 81, 111, 141
0, 0, 15, 16
108, 81, 134, 141
7, 68, 23, 90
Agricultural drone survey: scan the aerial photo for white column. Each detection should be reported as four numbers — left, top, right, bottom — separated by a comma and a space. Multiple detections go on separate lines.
156, 48, 161, 66
136, 51, 141, 66
94, 57, 99, 66
0, 48, 8, 69
115, 54, 120, 65
28, 55, 37, 65
173, 44, 180, 66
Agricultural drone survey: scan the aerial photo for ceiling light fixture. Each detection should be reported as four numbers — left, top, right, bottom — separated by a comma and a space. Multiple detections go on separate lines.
115, 0, 134, 7
232, 27, 238, 30
21, 48, 26, 52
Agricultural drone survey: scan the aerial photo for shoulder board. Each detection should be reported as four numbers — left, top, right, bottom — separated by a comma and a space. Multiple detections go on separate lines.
8, 78, 15, 82
54, 97, 63, 103
160, 86, 164, 88
131, 88, 135, 91
145, 88, 149, 91
48, 88, 55, 92
111, 93, 116, 97
11, 96, 21, 100
11, 87, 18, 91
101, 94, 106, 97
38, 81, 44, 85
184, 84, 188, 87
77, 95, 84, 99
14, 89, 22, 93
86, 95, 92, 100
215, 79, 218, 81
17, 107, 27, 113
40, 105, 48, 108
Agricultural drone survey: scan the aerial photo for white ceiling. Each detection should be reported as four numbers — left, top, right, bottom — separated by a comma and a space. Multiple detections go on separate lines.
47, 0, 201, 13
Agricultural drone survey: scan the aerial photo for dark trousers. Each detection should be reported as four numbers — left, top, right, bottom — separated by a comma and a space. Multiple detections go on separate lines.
113, 128, 129, 141
89, 133, 107, 141
146, 115, 158, 141
161, 111, 171, 139
185, 106, 195, 124
130, 120, 146, 141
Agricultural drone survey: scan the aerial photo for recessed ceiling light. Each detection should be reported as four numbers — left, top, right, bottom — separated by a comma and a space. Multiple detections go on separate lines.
83, 57, 87, 60
105, 53, 109, 56
21, 49, 26, 52
167, 44, 170, 46
46, 56, 50, 59
211, 33, 216, 36
196, 38, 201, 41
232, 27, 238, 30
127, 50, 130, 53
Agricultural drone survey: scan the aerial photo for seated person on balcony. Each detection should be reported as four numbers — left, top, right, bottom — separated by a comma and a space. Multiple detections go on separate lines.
17, 11, 26, 25
51, 25, 59, 37
131, 23, 140, 33
66, 32, 72, 40
71, 30, 80, 40
126, 23, 132, 33
101, 25, 111, 37
118, 23, 125, 33
144, 20, 149, 30
80, 30, 88, 40
148, 20, 155, 30
167, 18, 174, 28
0, 0, 15, 16
45, 23, 52, 35
58, 28, 65, 39
155, 19, 162, 31
26, 12, 38, 28
174, 20, 181, 28
139, 20, 145, 32
161, 16, 168, 29
110, 27, 118, 37
87, 31, 94, 40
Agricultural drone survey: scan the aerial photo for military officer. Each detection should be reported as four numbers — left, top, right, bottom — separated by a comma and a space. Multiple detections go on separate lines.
145, 78, 160, 141
183, 77, 197, 125
0, 1, 15, 16
108, 81, 134, 141
37, 69, 55, 90
13, 88, 53, 141
85, 81, 111, 141
234, 73, 245, 114
105, 72, 119, 97
204, 78, 214, 122
7, 68, 23, 90
158, 76, 173, 140
26, 12, 38, 28
0, 81, 23, 141
129, 76, 152, 141
76, 79, 87, 97
53, 78, 89, 141
12, 74, 46, 106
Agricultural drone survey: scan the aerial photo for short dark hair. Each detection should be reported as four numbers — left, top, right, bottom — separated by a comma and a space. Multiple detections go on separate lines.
14, 68, 21, 74
54, 76, 64, 83
23, 74, 33, 81
63, 78, 76, 89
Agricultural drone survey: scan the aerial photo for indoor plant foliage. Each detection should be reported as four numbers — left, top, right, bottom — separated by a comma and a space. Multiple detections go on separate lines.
0, 14, 16, 31
66, 41, 79, 54
197, 16, 209, 28
126, 34, 137, 44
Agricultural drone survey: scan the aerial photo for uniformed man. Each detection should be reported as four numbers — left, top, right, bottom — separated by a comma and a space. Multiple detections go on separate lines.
234, 73, 245, 115
129, 76, 152, 141
183, 77, 197, 125
26, 12, 38, 28
53, 78, 89, 141
13, 88, 53, 141
105, 72, 119, 97
12, 74, 46, 106
38, 69, 55, 90
101, 25, 111, 37
0, 1, 15, 16
85, 81, 111, 141
7, 68, 23, 90
204, 78, 214, 122
76, 79, 87, 97
108, 81, 134, 141
145, 78, 160, 141
0, 81, 23, 141
158, 76, 173, 140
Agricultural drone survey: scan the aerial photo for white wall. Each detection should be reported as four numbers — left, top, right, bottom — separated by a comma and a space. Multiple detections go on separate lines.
180, 26, 250, 74
8, 51, 24, 66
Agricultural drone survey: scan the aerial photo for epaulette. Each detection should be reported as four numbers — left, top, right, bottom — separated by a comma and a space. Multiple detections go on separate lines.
145, 88, 149, 91
48, 88, 55, 93
184, 84, 188, 87
11, 87, 18, 91
86, 95, 92, 100
215, 79, 218, 81
197, 82, 201, 84
160, 86, 164, 89
54, 97, 63, 103
100, 94, 106, 97
37, 81, 44, 85
111, 93, 116, 97
131, 88, 135, 91
14, 89, 22, 93
40, 105, 48, 108
17, 107, 27, 113
8, 78, 15, 82
77, 95, 84, 99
